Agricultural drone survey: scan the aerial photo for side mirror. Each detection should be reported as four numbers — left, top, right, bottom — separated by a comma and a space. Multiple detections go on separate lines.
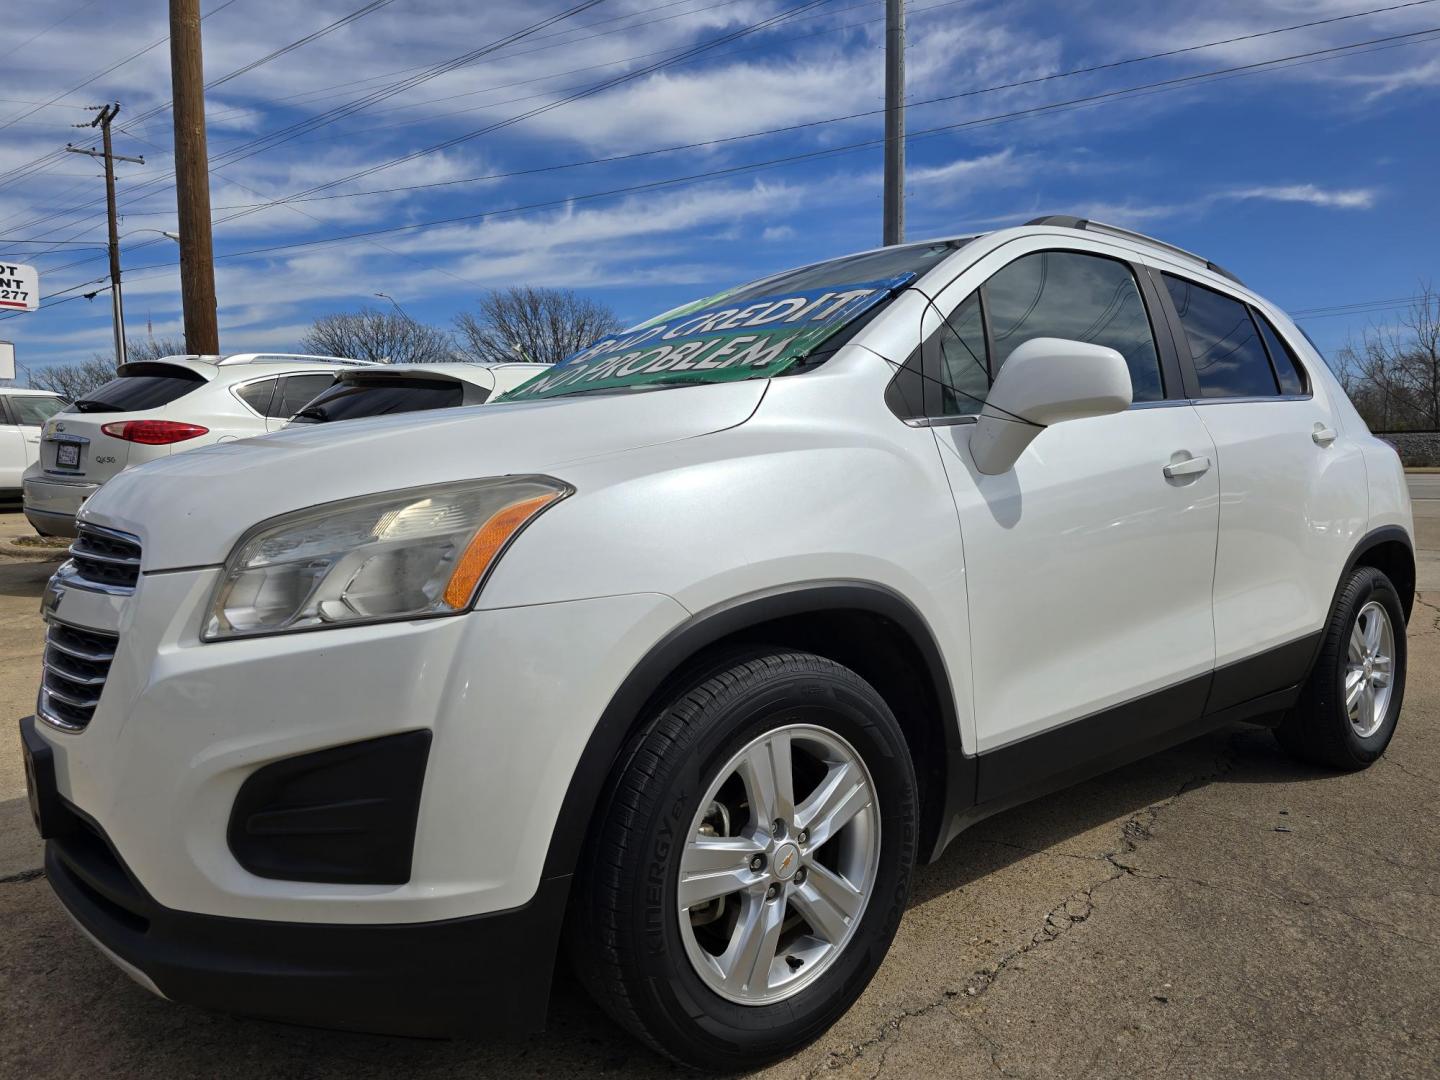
970, 337, 1133, 475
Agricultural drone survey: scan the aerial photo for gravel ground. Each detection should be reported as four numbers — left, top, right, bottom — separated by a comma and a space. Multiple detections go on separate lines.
1, 483, 1437, 1079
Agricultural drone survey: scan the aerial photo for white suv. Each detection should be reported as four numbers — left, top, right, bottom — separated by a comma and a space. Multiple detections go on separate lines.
21, 353, 366, 536
0, 388, 67, 499
21, 219, 1414, 1070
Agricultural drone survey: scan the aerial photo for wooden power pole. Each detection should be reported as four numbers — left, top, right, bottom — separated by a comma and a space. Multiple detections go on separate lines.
882, 0, 905, 246
66, 104, 144, 366
169, 0, 219, 354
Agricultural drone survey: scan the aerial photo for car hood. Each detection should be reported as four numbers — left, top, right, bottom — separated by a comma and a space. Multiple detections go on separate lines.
82, 379, 766, 570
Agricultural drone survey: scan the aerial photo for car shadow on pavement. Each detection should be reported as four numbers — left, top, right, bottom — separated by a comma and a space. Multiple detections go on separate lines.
910, 722, 1338, 906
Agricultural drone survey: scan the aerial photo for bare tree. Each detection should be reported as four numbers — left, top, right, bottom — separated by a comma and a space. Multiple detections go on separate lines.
1333, 283, 1440, 431
300, 307, 454, 365
452, 286, 624, 365
27, 336, 188, 400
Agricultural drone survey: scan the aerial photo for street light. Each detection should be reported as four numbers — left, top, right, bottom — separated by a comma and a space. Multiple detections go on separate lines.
120, 229, 181, 243
375, 292, 412, 321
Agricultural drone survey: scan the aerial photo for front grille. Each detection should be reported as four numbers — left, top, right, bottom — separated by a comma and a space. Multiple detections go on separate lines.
39, 622, 118, 731
68, 524, 142, 592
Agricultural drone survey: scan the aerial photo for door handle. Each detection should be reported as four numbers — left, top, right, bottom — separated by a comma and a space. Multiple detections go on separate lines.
1312, 425, 1337, 447
1163, 455, 1211, 480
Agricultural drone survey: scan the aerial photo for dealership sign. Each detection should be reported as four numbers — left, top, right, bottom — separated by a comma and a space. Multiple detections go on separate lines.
0, 262, 39, 312
500, 275, 914, 401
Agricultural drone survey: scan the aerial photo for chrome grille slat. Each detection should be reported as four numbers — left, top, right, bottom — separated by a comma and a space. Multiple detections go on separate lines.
41, 682, 101, 709
43, 652, 108, 686
43, 634, 115, 663
66, 547, 140, 567
67, 524, 142, 593
37, 533, 134, 731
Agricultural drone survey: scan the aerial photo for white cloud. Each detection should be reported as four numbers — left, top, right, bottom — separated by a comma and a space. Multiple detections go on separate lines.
761, 224, 795, 241
1224, 184, 1377, 210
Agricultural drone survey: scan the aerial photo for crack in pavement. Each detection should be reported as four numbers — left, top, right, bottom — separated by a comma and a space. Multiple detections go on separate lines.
1, 867, 44, 885
803, 743, 1241, 1079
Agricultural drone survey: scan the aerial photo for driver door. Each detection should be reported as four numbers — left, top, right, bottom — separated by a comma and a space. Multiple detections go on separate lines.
913, 239, 1220, 801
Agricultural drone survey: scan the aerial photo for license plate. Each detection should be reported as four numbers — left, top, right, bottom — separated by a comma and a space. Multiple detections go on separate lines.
55, 443, 81, 468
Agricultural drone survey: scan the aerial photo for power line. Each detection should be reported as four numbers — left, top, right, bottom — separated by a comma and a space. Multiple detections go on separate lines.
0, 0, 103, 64
198, 24, 1440, 231
16, 0, 1433, 244
5, 0, 616, 238
15, 23, 1440, 297
0, 0, 241, 133
12, 14, 1440, 297
119, 28, 1440, 268
209, 0, 843, 228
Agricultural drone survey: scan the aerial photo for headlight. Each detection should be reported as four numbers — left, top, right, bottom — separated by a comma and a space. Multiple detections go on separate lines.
203, 476, 570, 640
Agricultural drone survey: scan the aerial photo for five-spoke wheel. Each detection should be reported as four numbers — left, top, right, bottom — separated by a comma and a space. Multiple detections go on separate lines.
571, 651, 917, 1070
1345, 600, 1394, 738
677, 725, 880, 1004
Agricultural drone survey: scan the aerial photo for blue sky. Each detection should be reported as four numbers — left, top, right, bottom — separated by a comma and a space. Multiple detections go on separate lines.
1, 0, 1437, 378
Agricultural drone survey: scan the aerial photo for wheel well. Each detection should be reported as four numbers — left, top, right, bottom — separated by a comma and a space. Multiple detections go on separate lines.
635, 608, 954, 860
1353, 538, 1415, 621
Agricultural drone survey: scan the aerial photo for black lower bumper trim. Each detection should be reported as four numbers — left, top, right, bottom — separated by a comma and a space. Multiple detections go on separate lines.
24, 717, 569, 1038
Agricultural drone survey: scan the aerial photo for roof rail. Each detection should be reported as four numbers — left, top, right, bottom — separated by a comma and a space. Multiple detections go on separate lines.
1023, 216, 1245, 287
215, 353, 377, 366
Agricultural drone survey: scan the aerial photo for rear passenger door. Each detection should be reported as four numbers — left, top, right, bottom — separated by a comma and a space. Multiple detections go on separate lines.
909, 239, 1221, 771
1152, 271, 1368, 702
0, 397, 26, 490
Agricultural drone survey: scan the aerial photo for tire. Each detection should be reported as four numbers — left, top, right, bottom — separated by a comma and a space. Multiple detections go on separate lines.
1275, 566, 1407, 770
571, 650, 919, 1071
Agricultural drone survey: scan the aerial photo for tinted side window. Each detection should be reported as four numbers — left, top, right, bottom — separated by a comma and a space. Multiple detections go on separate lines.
1252, 310, 1306, 395
11, 396, 66, 425
293, 378, 466, 423
273, 374, 338, 417
985, 251, 1164, 402
235, 378, 280, 416
1163, 275, 1278, 398
932, 292, 990, 416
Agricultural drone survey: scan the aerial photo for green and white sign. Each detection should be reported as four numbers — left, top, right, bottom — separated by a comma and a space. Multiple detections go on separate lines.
499, 275, 913, 402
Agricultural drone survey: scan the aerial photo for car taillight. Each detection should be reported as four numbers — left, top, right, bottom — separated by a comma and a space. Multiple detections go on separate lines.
100, 420, 209, 445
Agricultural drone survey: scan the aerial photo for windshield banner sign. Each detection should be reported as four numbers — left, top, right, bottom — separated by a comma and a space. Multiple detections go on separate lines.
499, 274, 914, 402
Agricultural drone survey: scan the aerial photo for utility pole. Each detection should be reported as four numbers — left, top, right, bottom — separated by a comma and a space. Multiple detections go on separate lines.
882, 0, 905, 246
66, 104, 143, 366
170, 0, 220, 354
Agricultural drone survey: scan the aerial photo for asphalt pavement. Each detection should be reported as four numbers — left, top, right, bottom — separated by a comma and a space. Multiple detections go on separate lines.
1, 479, 1437, 1078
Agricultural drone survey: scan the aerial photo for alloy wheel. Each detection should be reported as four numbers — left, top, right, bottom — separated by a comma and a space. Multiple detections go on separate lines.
676, 723, 881, 1005
1346, 599, 1395, 738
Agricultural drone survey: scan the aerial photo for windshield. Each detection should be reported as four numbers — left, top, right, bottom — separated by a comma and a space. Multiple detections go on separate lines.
499, 240, 966, 403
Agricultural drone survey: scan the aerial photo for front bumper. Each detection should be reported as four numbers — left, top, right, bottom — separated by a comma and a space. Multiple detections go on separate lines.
28, 714, 568, 1037
23, 474, 99, 537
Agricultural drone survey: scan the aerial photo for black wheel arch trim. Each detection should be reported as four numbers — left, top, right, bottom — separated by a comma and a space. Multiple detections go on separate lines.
539, 579, 969, 882
1338, 524, 1415, 622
